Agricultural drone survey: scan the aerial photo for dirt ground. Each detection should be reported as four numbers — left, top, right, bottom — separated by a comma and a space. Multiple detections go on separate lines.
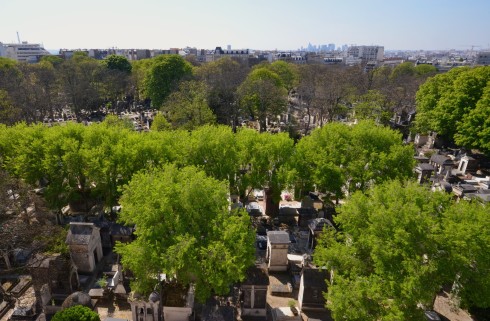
94, 295, 132, 320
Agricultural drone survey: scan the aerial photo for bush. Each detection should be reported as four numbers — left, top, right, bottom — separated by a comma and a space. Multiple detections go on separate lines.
52, 305, 100, 321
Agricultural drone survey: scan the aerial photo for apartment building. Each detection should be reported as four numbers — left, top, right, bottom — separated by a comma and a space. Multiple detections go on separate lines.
205, 46, 250, 62
476, 51, 490, 65
346, 45, 384, 63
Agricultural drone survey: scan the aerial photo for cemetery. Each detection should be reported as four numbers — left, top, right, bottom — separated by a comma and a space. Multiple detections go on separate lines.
0, 184, 339, 321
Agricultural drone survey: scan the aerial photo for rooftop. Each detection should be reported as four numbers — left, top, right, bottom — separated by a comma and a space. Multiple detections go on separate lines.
66, 222, 98, 245
267, 231, 290, 244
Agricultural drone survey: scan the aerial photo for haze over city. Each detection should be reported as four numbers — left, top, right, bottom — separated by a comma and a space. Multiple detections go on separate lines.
1, 0, 489, 51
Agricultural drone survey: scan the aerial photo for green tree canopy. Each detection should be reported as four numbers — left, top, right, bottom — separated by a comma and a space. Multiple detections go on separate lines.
415, 64, 437, 76
238, 68, 288, 132
415, 66, 490, 150
52, 305, 100, 321
195, 57, 249, 129
390, 61, 416, 79
0, 89, 21, 125
161, 80, 216, 130
267, 60, 299, 93
454, 81, 490, 153
150, 113, 171, 131
100, 55, 133, 104
40, 55, 64, 67
0, 57, 18, 68
314, 180, 490, 321
235, 128, 294, 214
144, 55, 193, 107
115, 164, 255, 301
181, 125, 238, 184
288, 121, 414, 199
58, 54, 104, 118
102, 54, 132, 73
353, 90, 391, 125
131, 58, 154, 101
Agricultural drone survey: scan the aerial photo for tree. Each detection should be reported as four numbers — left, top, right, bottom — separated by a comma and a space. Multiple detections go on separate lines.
58, 54, 104, 119
454, 82, 490, 153
100, 55, 133, 106
288, 121, 414, 200
52, 305, 100, 321
161, 80, 216, 130
238, 68, 288, 132
41, 123, 93, 211
235, 129, 294, 214
390, 61, 416, 79
130, 58, 155, 103
102, 54, 132, 74
181, 125, 238, 184
195, 57, 249, 130
353, 90, 391, 125
314, 180, 490, 320
415, 64, 437, 76
0, 58, 24, 122
40, 55, 64, 67
115, 164, 255, 301
150, 113, 171, 131
295, 65, 360, 132
267, 60, 298, 94
82, 121, 135, 213
0, 89, 21, 125
368, 63, 435, 123
144, 55, 193, 107
15, 62, 61, 122
295, 64, 318, 133
441, 200, 490, 308
312, 66, 352, 126
415, 66, 490, 145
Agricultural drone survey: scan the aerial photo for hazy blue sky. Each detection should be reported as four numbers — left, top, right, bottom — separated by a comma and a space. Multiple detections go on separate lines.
1, 0, 489, 51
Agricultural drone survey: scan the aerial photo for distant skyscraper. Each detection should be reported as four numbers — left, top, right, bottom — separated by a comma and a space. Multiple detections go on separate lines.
227, 45, 231, 51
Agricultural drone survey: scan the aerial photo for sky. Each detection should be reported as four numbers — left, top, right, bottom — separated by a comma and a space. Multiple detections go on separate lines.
1, 0, 490, 51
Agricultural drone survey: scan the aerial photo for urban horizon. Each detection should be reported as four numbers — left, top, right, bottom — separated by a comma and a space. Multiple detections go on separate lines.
2, 0, 489, 53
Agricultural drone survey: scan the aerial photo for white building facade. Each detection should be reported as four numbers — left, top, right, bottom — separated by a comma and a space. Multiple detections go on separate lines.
346, 45, 384, 64
0, 41, 50, 62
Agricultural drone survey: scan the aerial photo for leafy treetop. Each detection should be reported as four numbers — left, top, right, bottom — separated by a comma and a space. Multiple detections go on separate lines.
314, 180, 490, 320
115, 164, 255, 301
102, 54, 132, 74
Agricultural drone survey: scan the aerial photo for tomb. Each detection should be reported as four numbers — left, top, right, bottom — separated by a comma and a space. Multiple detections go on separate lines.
415, 163, 435, 184
240, 266, 269, 317
29, 253, 79, 296
429, 155, 453, 176
162, 283, 194, 321
266, 231, 290, 272
65, 222, 103, 273
130, 292, 160, 321
297, 267, 329, 311
457, 155, 478, 174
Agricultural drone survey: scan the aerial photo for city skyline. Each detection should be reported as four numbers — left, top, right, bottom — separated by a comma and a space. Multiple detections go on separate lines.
1, 0, 489, 51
